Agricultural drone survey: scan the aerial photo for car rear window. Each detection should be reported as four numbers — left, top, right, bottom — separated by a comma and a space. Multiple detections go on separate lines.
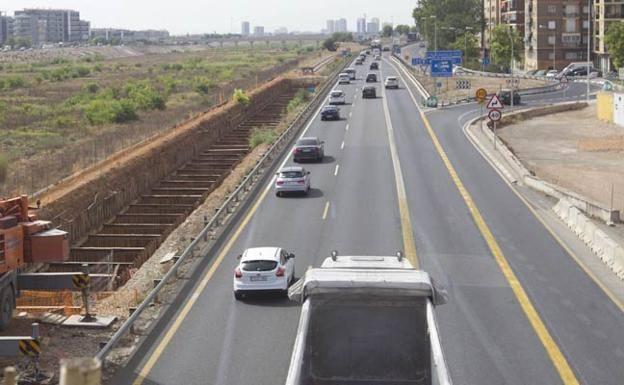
242, 260, 277, 271
297, 139, 318, 146
281, 171, 303, 178
331, 91, 343, 97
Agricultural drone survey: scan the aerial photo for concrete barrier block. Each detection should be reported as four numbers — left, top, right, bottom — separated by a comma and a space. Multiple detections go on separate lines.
591, 229, 609, 257
612, 247, 624, 278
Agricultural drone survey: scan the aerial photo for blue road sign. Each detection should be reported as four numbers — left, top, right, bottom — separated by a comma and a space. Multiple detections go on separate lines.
426, 50, 462, 59
431, 59, 453, 77
411, 57, 431, 66
426, 50, 462, 65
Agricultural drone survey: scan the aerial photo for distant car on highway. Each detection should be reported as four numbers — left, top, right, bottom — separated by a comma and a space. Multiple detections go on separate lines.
497, 89, 521, 105
366, 73, 378, 83
233, 247, 295, 299
419, 42, 426, 48
384, 76, 399, 89
321, 105, 340, 120
355, 58, 363, 65
362, 86, 377, 98
369, 62, 379, 70
338, 73, 350, 84
329, 90, 346, 105
275, 166, 311, 196
293, 137, 324, 162
382, 46, 390, 52
535, 69, 547, 76
374, 55, 381, 61
345, 68, 356, 80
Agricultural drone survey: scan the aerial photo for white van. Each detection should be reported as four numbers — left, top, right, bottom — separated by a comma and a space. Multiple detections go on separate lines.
338, 73, 350, 84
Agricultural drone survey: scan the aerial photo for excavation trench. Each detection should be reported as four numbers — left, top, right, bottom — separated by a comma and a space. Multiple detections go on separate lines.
18, 76, 320, 309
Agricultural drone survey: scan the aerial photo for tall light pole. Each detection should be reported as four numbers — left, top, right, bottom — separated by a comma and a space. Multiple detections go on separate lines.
430, 15, 437, 52
586, 0, 591, 102
465, 27, 473, 63
507, 26, 514, 75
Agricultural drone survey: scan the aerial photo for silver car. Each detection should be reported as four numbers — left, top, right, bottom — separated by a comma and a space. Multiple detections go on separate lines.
275, 166, 311, 196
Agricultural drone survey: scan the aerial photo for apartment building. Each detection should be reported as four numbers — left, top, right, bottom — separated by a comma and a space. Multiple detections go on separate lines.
253, 26, 265, 37
13, 9, 90, 45
502, 0, 526, 35
241, 21, 250, 36
524, 0, 591, 71
593, 0, 624, 72
484, 0, 502, 48
0, 13, 14, 45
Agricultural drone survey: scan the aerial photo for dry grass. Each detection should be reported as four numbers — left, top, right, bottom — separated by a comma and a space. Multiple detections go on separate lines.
0, 45, 318, 196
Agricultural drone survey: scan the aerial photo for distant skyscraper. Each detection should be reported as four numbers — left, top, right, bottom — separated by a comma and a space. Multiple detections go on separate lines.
357, 17, 366, 34
367, 17, 380, 34
274, 26, 288, 35
326, 20, 335, 34
241, 21, 250, 36
335, 18, 348, 33
253, 26, 264, 36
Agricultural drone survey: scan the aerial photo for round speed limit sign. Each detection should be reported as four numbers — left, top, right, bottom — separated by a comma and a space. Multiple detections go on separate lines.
488, 109, 502, 122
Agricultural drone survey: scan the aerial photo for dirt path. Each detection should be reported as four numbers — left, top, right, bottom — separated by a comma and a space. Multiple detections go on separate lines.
499, 103, 624, 212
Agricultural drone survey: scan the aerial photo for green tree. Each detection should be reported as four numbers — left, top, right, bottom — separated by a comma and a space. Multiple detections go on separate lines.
331, 32, 353, 42
605, 22, 624, 69
489, 25, 523, 72
6, 36, 32, 49
449, 32, 479, 64
382, 25, 394, 37
323, 38, 337, 52
395, 25, 411, 35
412, 0, 482, 49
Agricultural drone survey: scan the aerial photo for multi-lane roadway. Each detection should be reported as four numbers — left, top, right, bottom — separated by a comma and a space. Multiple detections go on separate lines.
116, 52, 623, 385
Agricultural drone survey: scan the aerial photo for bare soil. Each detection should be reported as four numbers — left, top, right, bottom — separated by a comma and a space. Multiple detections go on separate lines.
499, 103, 624, 212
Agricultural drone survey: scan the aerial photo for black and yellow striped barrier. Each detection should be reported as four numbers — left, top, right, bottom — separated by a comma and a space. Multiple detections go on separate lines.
18, 339, 41, 357
72, 274, 90, 290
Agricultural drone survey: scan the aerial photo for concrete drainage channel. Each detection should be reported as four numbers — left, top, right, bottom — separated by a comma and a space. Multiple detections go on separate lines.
45, 88, 300, 290
90, 57, 349, 374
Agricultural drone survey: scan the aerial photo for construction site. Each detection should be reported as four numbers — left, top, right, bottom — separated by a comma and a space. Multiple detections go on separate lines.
0, 44, 345, 383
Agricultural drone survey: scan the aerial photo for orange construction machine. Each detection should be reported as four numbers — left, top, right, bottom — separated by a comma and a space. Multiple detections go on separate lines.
0, 195, 69, 329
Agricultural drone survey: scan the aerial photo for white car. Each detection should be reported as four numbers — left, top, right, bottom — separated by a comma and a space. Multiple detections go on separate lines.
345, 68, 356, 80
338, 73, 350, 84
545, 70, 558, 78
329, 89, 346, 105
274, 166, 311, 196
233, 247, 296, 299
384, 76, 399, 89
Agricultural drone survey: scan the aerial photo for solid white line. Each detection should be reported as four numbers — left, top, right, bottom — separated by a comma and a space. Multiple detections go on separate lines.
379, 67, 419, 266
349, 111, 353, 118
341, 141, 345, 149
345, 124, 349, 131
334, 164, 340, 176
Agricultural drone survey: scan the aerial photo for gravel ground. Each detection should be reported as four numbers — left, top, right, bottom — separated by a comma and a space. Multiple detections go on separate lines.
499, 102, 624, 212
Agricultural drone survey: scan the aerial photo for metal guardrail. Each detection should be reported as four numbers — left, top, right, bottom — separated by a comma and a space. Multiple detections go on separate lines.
95, 56, 350, 362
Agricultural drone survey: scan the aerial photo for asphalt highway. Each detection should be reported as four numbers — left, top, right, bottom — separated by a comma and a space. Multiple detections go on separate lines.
115, 53, 623, 385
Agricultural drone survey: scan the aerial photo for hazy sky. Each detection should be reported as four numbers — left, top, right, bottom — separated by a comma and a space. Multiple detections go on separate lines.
1, 1, 417, 35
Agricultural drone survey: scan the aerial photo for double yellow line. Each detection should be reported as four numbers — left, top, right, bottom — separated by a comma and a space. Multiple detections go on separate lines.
388, 58, 580, 384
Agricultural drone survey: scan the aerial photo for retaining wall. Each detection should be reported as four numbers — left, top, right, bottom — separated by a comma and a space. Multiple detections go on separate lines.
40, 77, 303, 245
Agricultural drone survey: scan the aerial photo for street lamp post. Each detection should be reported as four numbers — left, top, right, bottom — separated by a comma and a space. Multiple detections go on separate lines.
586, 0, 591, 102
465, 27, 473, 62
430, 15, 437, 52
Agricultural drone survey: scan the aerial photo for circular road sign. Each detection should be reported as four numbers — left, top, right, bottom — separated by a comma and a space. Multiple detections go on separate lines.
488, 109, 502, 122
476, 88, 487, 100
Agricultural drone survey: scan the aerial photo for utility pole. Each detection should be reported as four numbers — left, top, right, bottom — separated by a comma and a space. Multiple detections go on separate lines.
586, 0, 591, 103
430, 15, 437, 52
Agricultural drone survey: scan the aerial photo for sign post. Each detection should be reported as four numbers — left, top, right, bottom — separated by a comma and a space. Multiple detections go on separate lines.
560, 75, 569, 99
486, 95, 504, 149
476, 88, 487, 120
